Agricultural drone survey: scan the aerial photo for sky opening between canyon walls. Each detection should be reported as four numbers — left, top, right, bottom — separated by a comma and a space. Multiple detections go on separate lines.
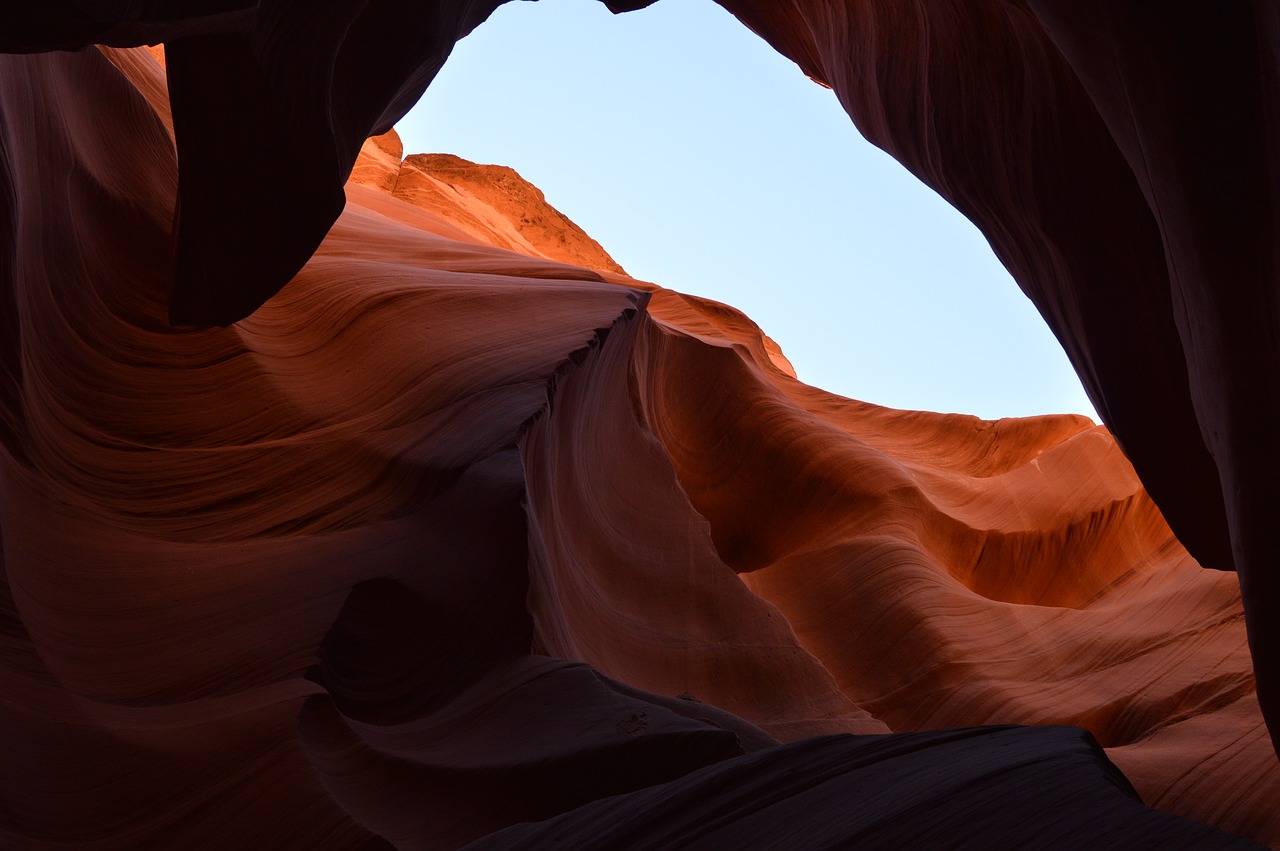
396, 0, 1099, 420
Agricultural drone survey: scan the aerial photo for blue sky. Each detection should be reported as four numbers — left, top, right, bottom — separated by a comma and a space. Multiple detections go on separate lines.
395, 0, 1098, 421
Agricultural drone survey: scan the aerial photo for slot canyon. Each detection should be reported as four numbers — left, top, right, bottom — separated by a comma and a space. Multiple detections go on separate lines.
1, 1, 1277, 847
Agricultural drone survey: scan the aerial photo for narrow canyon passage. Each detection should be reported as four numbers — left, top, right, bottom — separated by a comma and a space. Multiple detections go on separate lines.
0, 2, 1277, 847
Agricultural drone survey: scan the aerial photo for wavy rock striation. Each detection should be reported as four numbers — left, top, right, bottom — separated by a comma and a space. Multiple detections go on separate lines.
0, 42, 1275, 847
704, 0, 1280, 760
3, 7, 1273, 749
4, 9, 1275, 757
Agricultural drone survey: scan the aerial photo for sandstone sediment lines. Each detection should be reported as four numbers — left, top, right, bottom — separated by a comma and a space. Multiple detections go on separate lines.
0, 16, 1275, 848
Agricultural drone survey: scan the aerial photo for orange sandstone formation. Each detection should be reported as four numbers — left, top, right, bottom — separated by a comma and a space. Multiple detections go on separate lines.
702, 0, 1280, 755
350, 136, 626, 276
0, 3, 1278, 848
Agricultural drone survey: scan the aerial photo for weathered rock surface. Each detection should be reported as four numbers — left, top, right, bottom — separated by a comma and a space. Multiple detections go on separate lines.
0, 41, 1275, 847
704, 0, 1280, 761
350, 135, 626, 275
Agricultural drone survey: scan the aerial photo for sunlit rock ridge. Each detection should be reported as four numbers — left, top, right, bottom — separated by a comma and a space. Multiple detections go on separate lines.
0, 2, 1276, 848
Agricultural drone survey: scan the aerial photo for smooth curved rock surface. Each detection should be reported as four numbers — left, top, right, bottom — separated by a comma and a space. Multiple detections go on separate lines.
0, 44, 1276, 847
3, 12, 1273, 754
703, 0, 1280, 758
467, 727, 1259, 851
2, 0, 511, 325
1, 4, 1269, 709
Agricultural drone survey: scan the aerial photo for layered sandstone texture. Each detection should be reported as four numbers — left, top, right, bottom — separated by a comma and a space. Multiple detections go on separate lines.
0, 39, 1274, 847
6, 3, 1276, 749
5, 4, 1275, 719
706, 0, 1280, 757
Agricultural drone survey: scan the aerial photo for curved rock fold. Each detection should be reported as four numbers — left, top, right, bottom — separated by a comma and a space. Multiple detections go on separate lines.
0, 6, 1277, 848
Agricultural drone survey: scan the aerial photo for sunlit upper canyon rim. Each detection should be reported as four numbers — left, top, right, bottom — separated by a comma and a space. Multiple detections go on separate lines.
1, 2, 1277, 849
396, 0, 1100, 421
